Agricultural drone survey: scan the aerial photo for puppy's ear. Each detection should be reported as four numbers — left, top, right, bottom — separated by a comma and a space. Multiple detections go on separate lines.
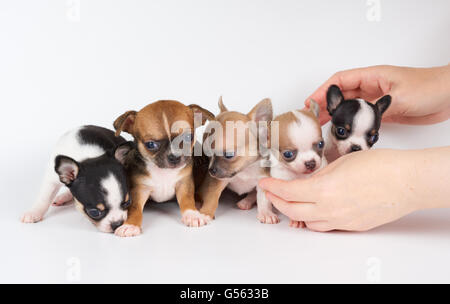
248, 98, 273, 122
113, 110, 137, 137
114, 141, 134, 165
291, 110, 303, 123
326, 85, 344, 115
309, 99, 320, 118
55, 156, 79, 186
189, 104, 215, 126
218, 96, 228, 113
375, 95, 391, 115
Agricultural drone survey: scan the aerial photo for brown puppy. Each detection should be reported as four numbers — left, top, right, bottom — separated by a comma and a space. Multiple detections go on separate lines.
198, 97, 279, 224
113, 100, 214, 237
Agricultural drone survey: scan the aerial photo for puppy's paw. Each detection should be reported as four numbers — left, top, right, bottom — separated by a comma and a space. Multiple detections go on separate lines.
257, 211, 280, 224
182, 210, 211, 227
236, 198, 255, 210
289, 219, 306, 228
52, 192, 74, 206
114, 224, 141, 237
21, 211, 44, 223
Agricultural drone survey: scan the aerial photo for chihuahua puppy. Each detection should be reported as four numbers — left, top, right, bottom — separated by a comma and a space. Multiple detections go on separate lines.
21, 125, 133, 233
269, 100, 327, 228
113, 100, 214, 237
198, 97, 279, 224
324, 85, 391, 162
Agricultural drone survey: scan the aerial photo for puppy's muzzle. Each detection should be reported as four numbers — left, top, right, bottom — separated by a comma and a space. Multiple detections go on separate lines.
350, 144, 362, 152
111, 220, 124, 232
304, 160, 316, 171
167, 153, 181, 165
209, 167, 218, 176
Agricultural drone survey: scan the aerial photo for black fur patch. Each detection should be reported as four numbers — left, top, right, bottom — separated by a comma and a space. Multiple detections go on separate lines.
78, 125, 126, 155
331, 100, 361, 141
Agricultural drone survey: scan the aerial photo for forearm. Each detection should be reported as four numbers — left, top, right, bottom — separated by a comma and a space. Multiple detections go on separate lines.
399, 146, 450, 210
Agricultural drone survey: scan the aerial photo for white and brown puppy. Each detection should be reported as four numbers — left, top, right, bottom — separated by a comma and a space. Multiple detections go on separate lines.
21, 125, 133, 233
269, 100, 327, 228
198, 97, 279, 224
324, 85, 391, 162
113, 100, 214, 237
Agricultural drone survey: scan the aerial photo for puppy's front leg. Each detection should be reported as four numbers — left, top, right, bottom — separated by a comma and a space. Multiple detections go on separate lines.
21, 167, 62, 223
198, 175, 228, 220
176, 176, 210, 227
256, 185, 280, 224
236, 190, 257, 210
115, 184, 151, 237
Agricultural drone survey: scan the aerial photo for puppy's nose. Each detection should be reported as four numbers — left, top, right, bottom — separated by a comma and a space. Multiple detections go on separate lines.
167, 153, 181, 165
209, 167, 217, 176
351, 145, 362, 152
305, 160, 316, 171
111, 220, 124, 232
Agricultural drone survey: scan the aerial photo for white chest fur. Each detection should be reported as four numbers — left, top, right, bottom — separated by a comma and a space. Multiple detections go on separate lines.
227, 161, 266, 195
142, 161, 185, 203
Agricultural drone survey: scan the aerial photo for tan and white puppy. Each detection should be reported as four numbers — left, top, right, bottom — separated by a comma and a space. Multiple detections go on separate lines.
269, 100, 327, 228
198, 97, 279, 224
113, 100, 214, 237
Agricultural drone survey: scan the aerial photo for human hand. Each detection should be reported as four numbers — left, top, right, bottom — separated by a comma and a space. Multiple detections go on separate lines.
259, 148, 440, 232
306, 64, 450, 125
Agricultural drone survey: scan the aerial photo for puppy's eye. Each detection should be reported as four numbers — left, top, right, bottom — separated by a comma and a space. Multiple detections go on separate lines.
145, 141, 160, 151
121, 198, 132, 209
224, 151, 235, 159
282, 150, 297, 161
336, 127, 347, 137
368, 133, 379, 144
86, 208, 105, 220
317, 140, 325, 149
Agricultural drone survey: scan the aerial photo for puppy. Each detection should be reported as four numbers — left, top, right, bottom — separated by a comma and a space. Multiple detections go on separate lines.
269, 100, 327, 227
198, 97, 279, 224
21, 125, 133, 233
324, 85, 391, 162
113, 100, 214, 237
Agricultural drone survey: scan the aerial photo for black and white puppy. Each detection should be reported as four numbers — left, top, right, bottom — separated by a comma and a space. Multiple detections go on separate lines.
21, 125, 133, 233
324, 85, 391, 163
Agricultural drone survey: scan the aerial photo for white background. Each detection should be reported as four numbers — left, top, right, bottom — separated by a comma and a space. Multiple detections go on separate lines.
1, 0, 449, 283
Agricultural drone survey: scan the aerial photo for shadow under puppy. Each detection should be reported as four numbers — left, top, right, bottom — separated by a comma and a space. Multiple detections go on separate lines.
324, 85, 391, 162
113, 100, 214, 237
21, 125, 133, 233
198, 97, 279, 224
269, 100, 327, 228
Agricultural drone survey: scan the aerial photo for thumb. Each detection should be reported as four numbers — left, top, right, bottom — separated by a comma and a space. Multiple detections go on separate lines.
258, 177, 320, 203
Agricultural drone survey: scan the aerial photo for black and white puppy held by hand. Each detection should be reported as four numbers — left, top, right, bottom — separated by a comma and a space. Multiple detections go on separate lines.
324, 85, 391, 163
21, 125, 134, 233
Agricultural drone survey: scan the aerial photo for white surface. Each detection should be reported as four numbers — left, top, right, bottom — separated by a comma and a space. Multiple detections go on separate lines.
1, 0, 449, 283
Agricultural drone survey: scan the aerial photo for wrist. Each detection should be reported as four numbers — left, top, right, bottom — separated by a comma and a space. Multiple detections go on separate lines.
400, 147, 450, 210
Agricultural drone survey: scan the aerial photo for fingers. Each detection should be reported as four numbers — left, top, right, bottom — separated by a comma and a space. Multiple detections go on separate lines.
306, 66, 391, 126
259, 177, 320, 203
383, 108, 450, 125
305, 221, 333, 232
265, 192, 321, 222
